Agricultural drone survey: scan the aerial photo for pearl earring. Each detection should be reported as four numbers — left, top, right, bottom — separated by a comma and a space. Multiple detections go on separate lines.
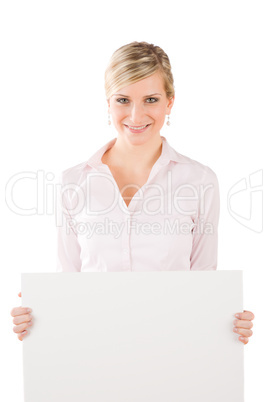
108, 113, 111, 125
166, 115, 171, 126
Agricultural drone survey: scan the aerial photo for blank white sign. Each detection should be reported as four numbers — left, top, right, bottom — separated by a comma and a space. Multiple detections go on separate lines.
21, 271, 244, 402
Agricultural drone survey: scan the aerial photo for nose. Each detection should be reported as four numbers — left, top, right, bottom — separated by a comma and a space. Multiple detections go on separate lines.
129, 103, 146, 125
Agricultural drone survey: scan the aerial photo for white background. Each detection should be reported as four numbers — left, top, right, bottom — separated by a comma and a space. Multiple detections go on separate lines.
0, 1, 267, 401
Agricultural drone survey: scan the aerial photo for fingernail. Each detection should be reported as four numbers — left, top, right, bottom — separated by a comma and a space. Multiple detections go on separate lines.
240, 337, 244, 341
27, 308, 32, 313
235, 314, 240, 319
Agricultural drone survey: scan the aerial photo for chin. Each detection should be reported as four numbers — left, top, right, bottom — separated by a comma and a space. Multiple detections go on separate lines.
123, 132, 160, 145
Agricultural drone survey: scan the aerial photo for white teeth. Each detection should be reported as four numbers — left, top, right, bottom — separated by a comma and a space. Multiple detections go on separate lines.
128, 125, 148, 130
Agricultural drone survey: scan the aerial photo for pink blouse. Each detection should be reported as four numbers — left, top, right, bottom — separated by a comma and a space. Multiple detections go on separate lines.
56, 135, 220, 272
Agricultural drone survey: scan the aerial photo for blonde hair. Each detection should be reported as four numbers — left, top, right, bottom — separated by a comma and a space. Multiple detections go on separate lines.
104, 41, 175, 100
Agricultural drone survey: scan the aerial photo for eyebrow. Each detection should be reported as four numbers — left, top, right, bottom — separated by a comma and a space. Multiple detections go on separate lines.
113, 93, 162, 98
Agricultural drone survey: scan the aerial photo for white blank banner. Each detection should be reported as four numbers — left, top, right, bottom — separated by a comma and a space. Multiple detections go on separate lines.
21, 271, 244, 401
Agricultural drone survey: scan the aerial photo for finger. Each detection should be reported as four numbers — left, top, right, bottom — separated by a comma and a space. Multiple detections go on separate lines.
239, 336, 249, 345
235, 311, 255, 321
10, 307, 32, 317
13, 313, 32, 325
244, 310, 255, 320
18, 331, 28, 341
233, 327, 253, 338
233, 319, 253, 329
13, 322, 31, 334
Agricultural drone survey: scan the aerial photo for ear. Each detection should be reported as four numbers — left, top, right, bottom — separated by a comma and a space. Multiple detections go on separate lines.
166, 95, 175, 114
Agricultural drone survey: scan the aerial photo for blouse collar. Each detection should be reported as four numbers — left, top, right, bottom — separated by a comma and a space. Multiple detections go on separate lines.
86, 135, 183, 170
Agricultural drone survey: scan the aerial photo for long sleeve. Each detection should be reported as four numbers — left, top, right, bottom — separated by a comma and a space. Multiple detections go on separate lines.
55, 172, 82, 272
190, 169, 220, 270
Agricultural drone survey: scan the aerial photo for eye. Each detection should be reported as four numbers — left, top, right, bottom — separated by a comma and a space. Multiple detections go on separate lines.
146, 97, 158, 103
116, 98, 129, 104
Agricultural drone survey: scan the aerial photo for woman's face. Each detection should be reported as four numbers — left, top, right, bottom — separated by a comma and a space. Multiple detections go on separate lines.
107, 71, 175, 142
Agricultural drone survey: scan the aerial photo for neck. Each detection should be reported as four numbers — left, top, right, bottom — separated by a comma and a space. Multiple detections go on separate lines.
107, 134, 163, 172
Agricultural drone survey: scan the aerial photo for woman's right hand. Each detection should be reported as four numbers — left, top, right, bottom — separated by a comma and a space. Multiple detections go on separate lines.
10, 292, 33, 341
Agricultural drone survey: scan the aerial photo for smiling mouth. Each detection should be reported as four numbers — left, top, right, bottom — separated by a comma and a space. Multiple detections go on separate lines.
125, 124, 151, 130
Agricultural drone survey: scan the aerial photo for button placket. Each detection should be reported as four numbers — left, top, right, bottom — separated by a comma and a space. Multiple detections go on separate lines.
120, 162, 168, 272
121, 211, 131, 270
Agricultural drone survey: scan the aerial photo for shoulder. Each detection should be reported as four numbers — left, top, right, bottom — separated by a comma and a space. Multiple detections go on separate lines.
171, 148, 219, 186
56, 160, 90, 209
59, 160, 89, 186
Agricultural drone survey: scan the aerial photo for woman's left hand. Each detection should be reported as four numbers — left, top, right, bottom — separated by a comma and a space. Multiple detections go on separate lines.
233, 310, 255, 344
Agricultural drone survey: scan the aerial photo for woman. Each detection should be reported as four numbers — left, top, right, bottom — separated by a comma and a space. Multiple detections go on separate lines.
11, 41, 254, 343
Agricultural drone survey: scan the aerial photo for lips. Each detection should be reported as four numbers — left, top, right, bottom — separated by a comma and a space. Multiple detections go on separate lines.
128, 124, 149, 130
124, 124, 151, 129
